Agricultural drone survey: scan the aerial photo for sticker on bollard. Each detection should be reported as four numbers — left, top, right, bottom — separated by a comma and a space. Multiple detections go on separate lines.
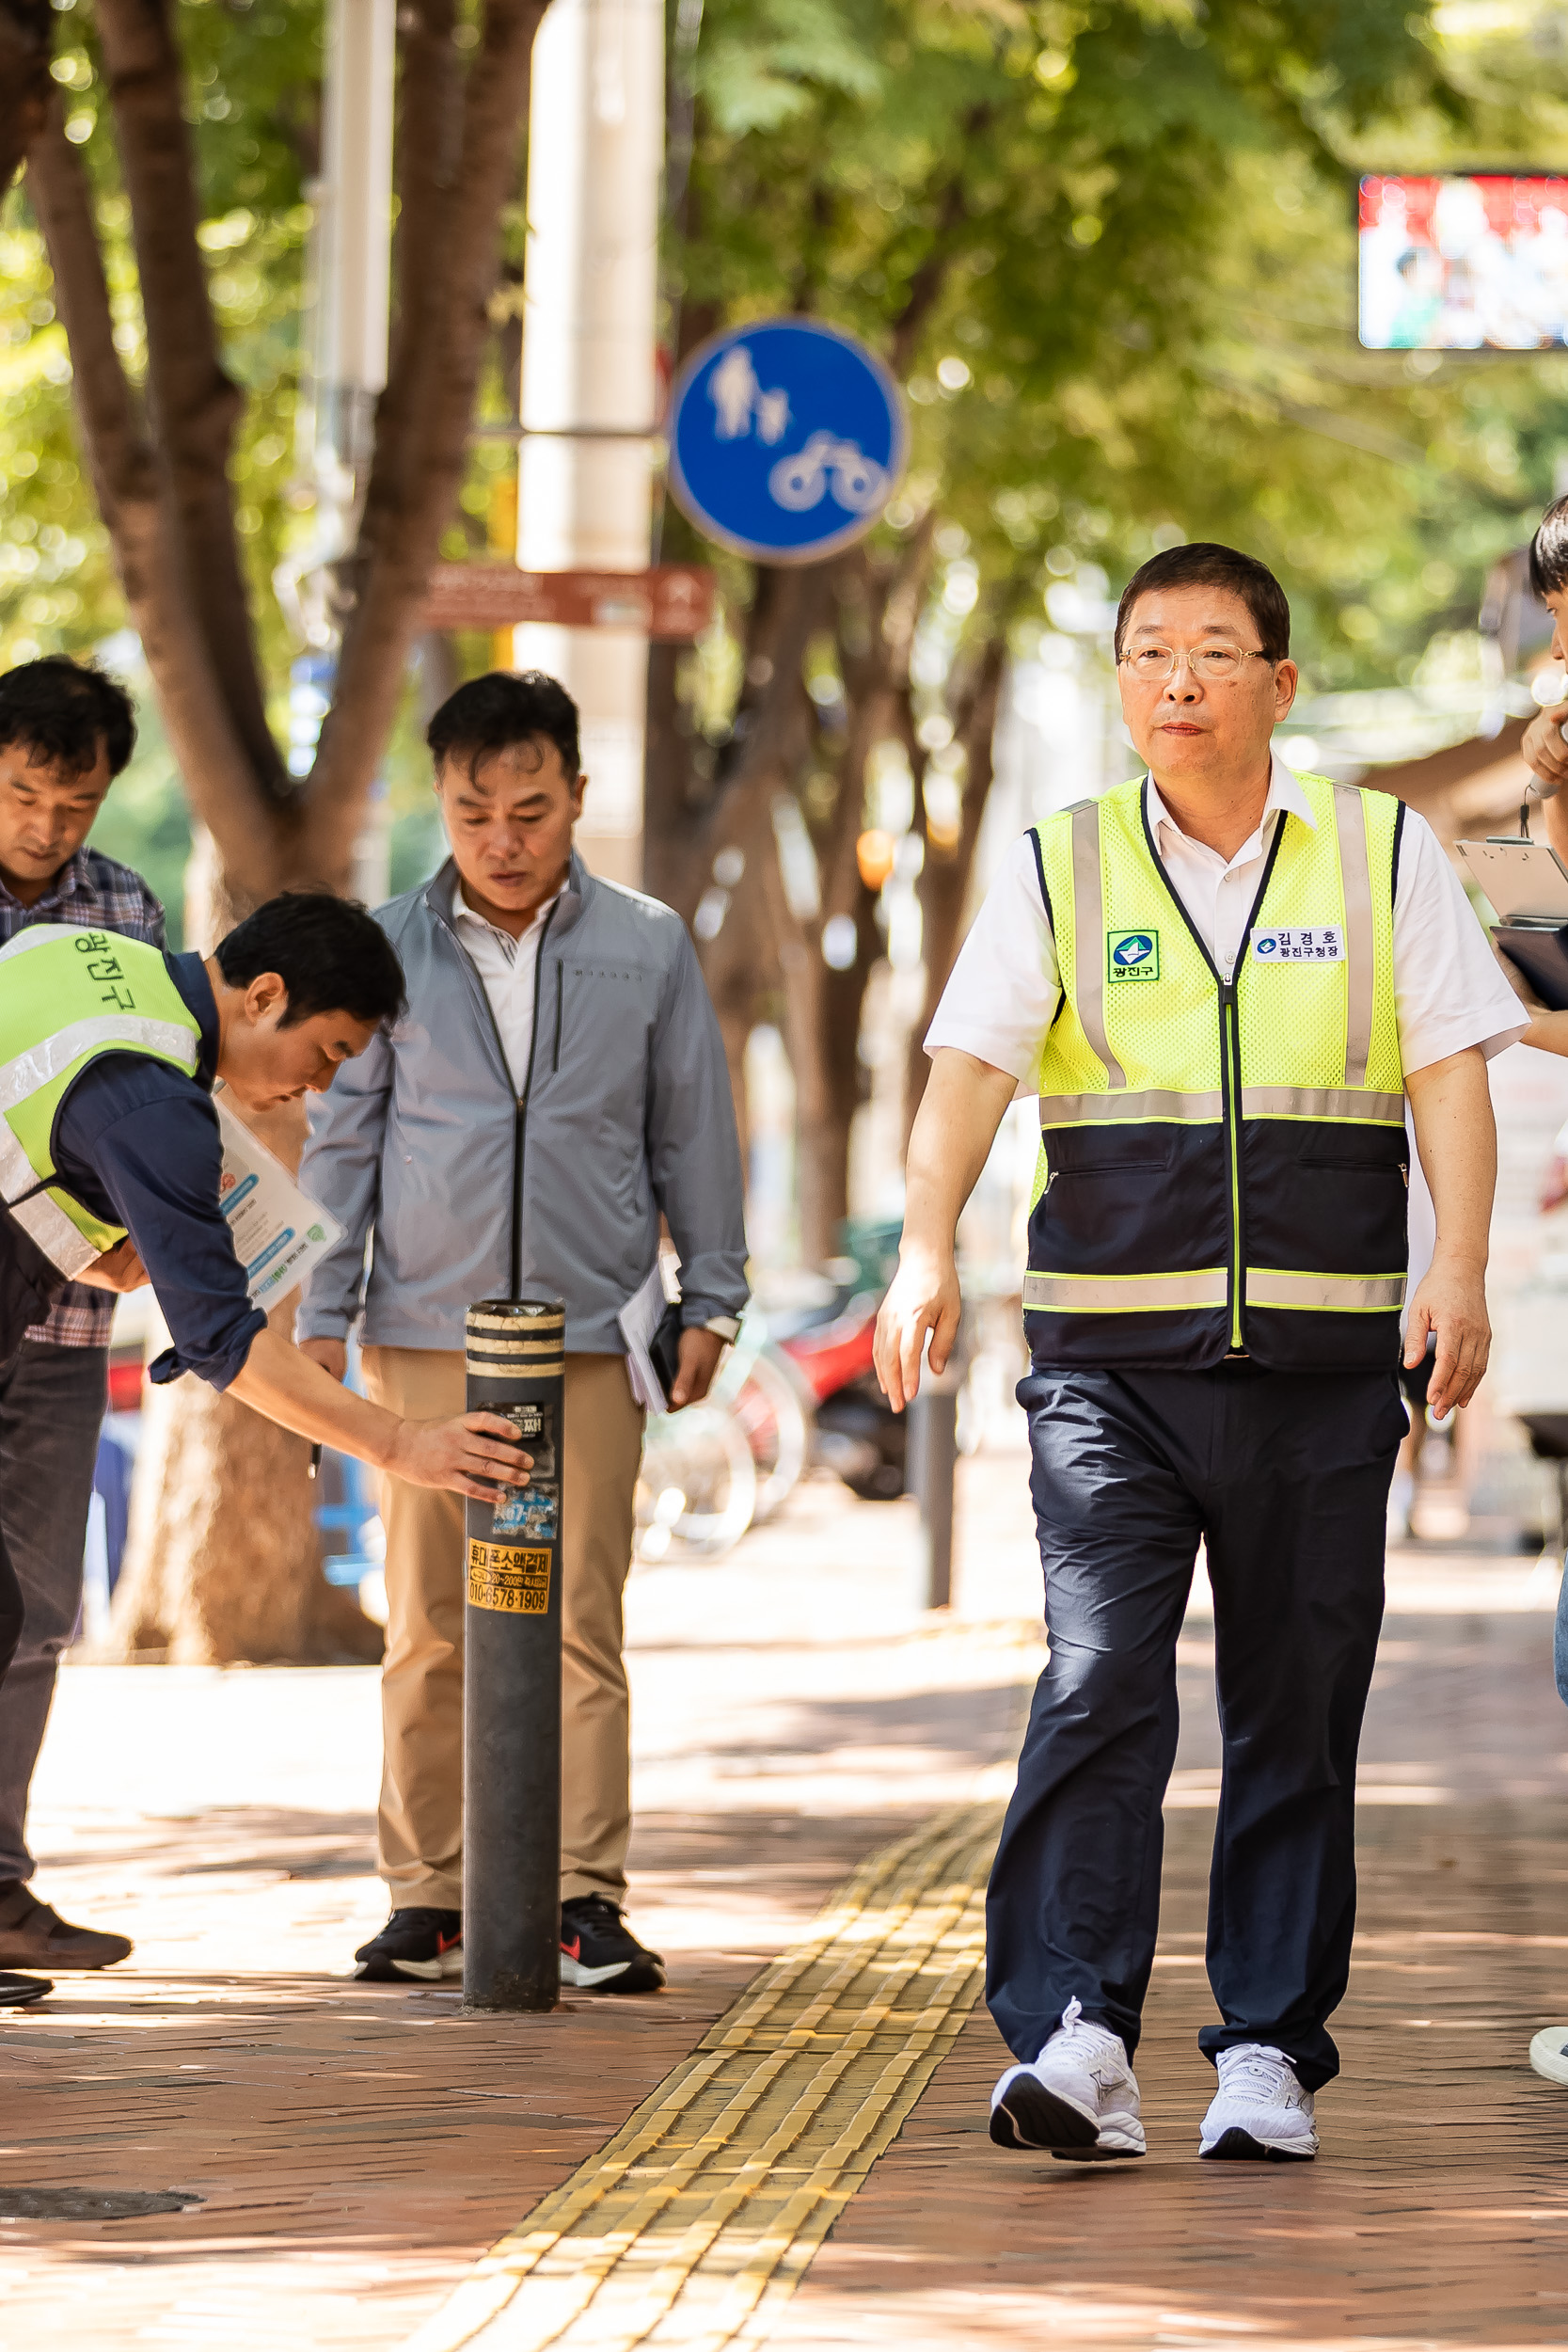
467, 1538, 551, 1613
491, 1488, 560, 1540
463, 1296, 565, 2012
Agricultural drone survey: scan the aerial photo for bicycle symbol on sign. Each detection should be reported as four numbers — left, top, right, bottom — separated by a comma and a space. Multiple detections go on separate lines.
768, 432, 889, 516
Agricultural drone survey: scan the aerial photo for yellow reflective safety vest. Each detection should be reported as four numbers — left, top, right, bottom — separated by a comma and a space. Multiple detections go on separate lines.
0, 928, 199, 1334
1024, 771, 1406, 1372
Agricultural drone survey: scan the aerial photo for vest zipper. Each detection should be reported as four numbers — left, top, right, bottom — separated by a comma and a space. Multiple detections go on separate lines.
1221, 982, 1244, 1352
552, 962, 564, 1074
1136, 783, 1287, 1360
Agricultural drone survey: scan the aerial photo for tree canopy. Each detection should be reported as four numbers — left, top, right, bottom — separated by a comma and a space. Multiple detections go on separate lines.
644, 0, 1568, 1247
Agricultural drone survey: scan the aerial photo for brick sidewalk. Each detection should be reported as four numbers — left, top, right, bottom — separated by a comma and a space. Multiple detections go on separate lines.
4, 1469, 1568, 2348
0, 1482, 1037, 2351
777, 1602, 1568, 2351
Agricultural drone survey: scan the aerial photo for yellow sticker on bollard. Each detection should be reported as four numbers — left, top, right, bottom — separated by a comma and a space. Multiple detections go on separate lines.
467, 1539, 551, 1614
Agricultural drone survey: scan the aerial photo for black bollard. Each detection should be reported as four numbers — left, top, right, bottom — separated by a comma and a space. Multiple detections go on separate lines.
462, 1296, 565, 2011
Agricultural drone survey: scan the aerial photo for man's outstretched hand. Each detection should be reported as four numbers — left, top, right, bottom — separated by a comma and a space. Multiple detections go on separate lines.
874, 1245, 961, 1413
387, 1413, 533, 1502
293, 1334, 529, 1497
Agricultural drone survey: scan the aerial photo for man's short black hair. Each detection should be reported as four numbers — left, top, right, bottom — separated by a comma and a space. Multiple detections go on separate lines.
1529, 496, 1568, 600
214, 893, 406, 1029
1114, 543, 1291, 665
426, 670, 580, 783
0, 655, 136, 780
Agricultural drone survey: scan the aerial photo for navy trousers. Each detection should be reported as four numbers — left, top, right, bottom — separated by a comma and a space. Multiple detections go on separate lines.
987, 1360, 1405, 2092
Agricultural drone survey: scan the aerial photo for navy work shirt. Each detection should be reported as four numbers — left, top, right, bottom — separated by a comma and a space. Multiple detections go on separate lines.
50, 950, 266, 1390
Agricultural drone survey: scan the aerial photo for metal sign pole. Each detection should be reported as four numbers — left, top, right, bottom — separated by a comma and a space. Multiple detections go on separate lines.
462, 1297, 565, 2012
911, 1349, 962, 1613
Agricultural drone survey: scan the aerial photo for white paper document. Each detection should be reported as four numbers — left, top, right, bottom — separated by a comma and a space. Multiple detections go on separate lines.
618, 1258, 672, 1414
215, 1098, 343, 1309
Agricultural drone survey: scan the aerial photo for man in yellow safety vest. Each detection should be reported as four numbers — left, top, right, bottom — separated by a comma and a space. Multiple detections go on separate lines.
875, 542, 1525, 2164
0, 898, 530, 1757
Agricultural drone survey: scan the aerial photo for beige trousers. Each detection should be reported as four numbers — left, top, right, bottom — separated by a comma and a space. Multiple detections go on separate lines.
360, 1346, 645, 1911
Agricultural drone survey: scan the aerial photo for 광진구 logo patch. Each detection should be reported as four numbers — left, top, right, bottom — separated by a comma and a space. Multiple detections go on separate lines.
1106, 929, 1160, 983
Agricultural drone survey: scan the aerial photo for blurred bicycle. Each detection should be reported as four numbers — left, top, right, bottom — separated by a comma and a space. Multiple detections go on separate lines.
635, 1400, 757, 1561
634, 1311, 811, 1562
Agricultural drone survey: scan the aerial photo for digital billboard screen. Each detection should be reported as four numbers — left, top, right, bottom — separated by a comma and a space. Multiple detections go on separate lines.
1358, 174, 1568, 351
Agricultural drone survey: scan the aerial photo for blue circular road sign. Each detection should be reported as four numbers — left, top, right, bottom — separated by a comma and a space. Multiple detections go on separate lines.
667, 319, 907, 565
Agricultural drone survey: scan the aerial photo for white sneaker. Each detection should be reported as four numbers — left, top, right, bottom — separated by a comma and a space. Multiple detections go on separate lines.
990, 1996, 1146, 2160
1529, 2026, 1568, 2085
1199, 2043, 1319, 2161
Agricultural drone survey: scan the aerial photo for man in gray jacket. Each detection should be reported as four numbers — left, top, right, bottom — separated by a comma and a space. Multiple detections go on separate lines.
298, 671, 748, 1991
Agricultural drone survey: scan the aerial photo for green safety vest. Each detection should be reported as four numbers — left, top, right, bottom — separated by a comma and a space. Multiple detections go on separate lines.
0, 925, 200, 1284
1024, 771, 1407, 1372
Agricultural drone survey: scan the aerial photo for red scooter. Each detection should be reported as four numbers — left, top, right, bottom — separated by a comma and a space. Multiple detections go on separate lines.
774, 1287, 908, 1502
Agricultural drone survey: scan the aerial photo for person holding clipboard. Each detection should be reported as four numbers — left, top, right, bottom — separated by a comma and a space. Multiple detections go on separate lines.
0, 894, 531, 1809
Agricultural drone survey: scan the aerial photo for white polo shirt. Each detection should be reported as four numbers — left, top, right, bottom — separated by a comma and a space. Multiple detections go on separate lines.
926, 755, 1527, 1085
451, 876, 563, 1092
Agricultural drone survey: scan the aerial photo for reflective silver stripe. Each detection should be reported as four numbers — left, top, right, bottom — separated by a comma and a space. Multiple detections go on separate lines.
7, 1188, 99, 1279
1245, 1268, 1405, 1312
1023, 1268, 1228, 1313
1, 1104, 119, 1268
0, 926, 72, 966
0, 1111, 36, 1205
1240, 1086, 1405, 1123
0, 1014, 198, 1118
1039, 1089, 1223, 1127
1332, 783, 1374, 1089
1069, 801, 1126, 1091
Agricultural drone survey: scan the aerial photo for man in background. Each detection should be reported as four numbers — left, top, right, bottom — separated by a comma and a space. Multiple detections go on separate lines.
0, 656, 160, 1996
298, 671, 748, 1992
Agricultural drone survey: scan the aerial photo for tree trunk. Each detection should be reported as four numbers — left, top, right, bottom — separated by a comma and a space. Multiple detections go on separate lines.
642, 638, 707, 921
790, 955, 872, 1265
19, 1, 550, 1662
0, 0, 53, 199
110, 1295, 377, 1665
905, 633, 1008, 1142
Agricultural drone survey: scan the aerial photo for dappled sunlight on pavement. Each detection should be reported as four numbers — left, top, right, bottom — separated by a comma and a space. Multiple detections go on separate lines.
3, 1458, 1567, 2347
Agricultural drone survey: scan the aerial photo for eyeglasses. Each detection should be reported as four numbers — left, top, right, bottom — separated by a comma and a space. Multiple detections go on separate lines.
1119, 644, 1275, 684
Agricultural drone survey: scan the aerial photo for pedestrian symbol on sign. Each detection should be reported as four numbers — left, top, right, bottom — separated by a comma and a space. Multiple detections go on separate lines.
708, 345, 792, 445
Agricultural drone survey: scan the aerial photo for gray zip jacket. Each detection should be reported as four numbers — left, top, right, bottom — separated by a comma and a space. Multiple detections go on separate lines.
296, 851, 749, 1353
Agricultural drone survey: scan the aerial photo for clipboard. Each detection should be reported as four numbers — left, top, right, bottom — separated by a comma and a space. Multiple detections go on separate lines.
1456, 835, 1568, 1011
214, 1098, 344, 1307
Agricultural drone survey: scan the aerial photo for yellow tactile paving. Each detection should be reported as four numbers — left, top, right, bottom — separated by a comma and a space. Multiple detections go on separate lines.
402, 1798, 1005, 2352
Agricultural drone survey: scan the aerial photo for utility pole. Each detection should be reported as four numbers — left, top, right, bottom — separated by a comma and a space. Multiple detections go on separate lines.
285, 0, 396, 900
313, 0, 394, 534
514, 0, 665, 888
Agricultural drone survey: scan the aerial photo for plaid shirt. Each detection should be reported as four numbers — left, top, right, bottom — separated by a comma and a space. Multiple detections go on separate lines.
1, 845, 167, 1349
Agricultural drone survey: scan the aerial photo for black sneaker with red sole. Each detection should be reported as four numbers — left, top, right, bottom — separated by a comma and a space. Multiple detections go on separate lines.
560, 1895, 664, 1994
354, 1906, 463, 1981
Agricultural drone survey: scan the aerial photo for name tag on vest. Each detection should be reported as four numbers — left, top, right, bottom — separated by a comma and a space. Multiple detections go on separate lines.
1251, 926, 1344, 963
